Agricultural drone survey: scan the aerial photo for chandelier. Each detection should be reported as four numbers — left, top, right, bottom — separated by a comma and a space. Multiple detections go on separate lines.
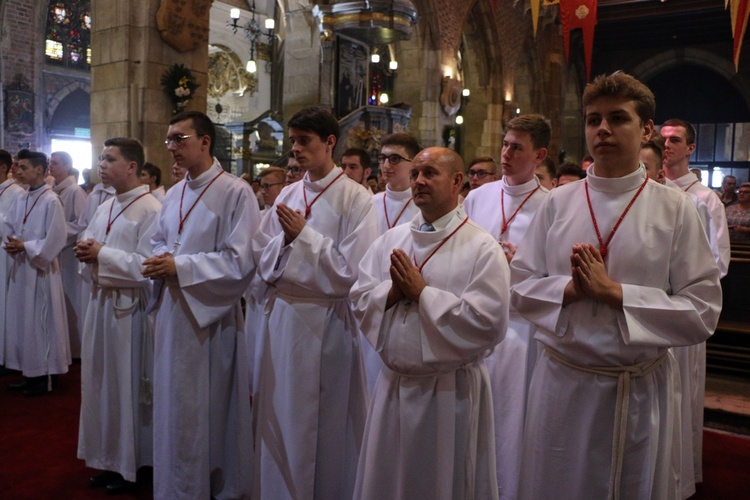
228, 1, 277, 74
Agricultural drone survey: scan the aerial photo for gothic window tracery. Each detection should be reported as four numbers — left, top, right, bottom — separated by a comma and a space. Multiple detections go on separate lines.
44, 0, 91, 70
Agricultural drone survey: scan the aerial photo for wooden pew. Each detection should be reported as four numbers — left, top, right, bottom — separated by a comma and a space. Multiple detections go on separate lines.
707, 257, 750, 377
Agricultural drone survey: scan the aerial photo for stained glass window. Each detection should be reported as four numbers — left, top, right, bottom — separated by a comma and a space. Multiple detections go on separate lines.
45, 0, 91, 70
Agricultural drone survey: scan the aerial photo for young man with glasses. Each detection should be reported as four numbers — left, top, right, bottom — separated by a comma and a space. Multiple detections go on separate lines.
284, 154, 304, 185
361, 132, 423, 392
142, 111, 260, 499
466, 155, 499, 190
462, 113, 551, 500
257, 166, 286, 214
251, 106, 378, 500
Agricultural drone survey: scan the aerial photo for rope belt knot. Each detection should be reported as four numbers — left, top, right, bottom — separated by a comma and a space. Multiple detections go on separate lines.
543, 345, 668, 500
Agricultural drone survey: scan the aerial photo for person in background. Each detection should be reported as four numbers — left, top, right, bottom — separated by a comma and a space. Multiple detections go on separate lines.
556, 161, 587, 186
717, 175, 738, 207
341, 147, 373, 193
49, 151, 87, 360
466, 156, 500, 190
580, 154, 594, 170
140, 162, 166, 202
257, 166, 286, 213
535, 156, 557, 190
727, 182, 750, 244
285, 154, 304, 185
170, 162, 186, 184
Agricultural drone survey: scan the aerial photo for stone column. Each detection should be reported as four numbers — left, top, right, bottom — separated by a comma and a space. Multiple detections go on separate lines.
91, 0, 209, 186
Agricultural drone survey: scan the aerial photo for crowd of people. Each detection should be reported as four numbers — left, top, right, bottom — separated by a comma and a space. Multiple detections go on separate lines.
0, 71, 729, 499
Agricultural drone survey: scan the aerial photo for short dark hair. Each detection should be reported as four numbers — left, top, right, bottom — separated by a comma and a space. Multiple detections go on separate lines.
662, 118, 696, 145
17, 149, 48, 173
288, 106, 340, 143
641, 140, 663, 164
583, 71, 655, 125
170, 111, 216, 156
380, 132, 422, 159
0, 149, 12, 172
141, 162, 162, 186
342, 148, 372, 171
104, 137, 145, 174
581, 155, 594, 164
468, 156, 498, 173
557, 161, 586, 180
539, 156, 557, 179
505, 114, 551, 150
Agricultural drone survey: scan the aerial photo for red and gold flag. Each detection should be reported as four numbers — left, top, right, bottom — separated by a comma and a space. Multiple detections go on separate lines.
559, 0, 598, 80
730, 0, 750, 70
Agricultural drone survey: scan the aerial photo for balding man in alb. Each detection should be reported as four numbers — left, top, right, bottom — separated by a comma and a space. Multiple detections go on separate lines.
351, 147, 509, 500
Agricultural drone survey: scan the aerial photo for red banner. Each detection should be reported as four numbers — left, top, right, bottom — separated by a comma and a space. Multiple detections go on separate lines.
559, 0, 598, 81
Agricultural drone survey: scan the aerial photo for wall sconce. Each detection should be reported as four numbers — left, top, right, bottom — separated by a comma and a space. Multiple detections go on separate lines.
371, 52, 381, 64
228, 1, 277, 74
455, 115, 464, 125
462, 88, 470, 97
389, 60, 398, 71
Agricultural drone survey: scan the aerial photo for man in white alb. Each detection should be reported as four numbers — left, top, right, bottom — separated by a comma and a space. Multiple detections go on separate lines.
361, 132, 423, 392
661, 117, 730, 498
75, 138, 162, 495
0, 150, 26, 374
511, 72, 721, 499
142, 111, 260, 499
351, 147, 509, 500
252, 106, 378, 500
341, 147, 373, 193
49, 151, 87, 359
3, 149, 70, 396
462, 113, 550, 499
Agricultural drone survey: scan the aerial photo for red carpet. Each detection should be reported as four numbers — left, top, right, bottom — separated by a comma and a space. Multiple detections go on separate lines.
0, 364, 748, 499
0, 364, 151, 499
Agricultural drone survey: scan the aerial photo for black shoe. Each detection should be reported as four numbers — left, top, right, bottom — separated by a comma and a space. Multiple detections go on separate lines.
90, 470, 121, 488
8, 378, 29, 390
106, 478, 136, 495
0, 366, 19, 377
23, 377, 51, 396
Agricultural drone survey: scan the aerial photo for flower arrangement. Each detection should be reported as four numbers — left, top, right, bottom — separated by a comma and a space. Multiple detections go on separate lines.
160, 64, 200, 114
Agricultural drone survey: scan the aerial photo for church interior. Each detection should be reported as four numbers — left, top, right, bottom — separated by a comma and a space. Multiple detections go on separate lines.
1, 0, 749, 497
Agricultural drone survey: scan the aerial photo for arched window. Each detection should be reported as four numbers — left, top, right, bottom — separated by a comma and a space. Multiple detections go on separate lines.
45, 0, 91, 70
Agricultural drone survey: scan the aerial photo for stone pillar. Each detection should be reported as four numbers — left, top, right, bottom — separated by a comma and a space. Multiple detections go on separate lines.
91, 0, 209, 186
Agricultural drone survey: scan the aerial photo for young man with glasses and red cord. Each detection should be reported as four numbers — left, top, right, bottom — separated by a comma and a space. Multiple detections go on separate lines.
142, 111, 261, 499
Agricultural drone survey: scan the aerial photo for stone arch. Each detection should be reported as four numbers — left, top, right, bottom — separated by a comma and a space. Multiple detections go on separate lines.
46, 80, 91, 126
631, 48, 750, 113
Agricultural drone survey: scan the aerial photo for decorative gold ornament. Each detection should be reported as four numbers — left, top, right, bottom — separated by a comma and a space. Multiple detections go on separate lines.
207, 46, 257, 98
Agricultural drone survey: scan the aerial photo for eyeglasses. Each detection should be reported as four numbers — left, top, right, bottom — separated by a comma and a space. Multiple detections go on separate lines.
164, 134, 194, 147
285, 166, 303, 176
738, 191, 750, 195
467, 169, 493, 179
377, 154, 412, 165
260, 182, 285, 190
